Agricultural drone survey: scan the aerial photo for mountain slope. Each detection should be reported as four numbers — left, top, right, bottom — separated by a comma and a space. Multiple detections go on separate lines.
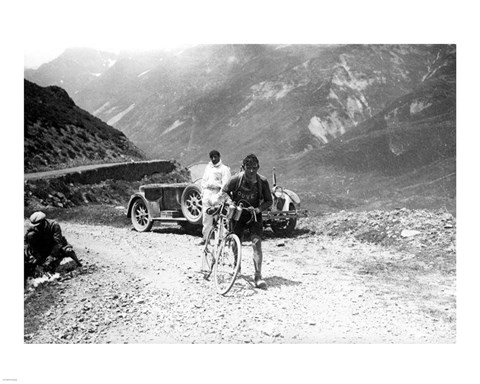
276, 47, 456, 212
24, 80, 145, 172
26, 45, 454, 166
296, 46, 455, 174
97, 45, 450, 167
24, 45, 456, 212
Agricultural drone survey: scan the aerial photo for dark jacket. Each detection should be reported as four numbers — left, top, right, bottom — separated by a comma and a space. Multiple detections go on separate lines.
223, 172, 273, 212
24, 219, 67, 261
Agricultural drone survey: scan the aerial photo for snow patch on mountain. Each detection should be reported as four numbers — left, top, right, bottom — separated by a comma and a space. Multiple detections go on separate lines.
163, 120, 185, 135
422, 51, 449, 82
93, 102, 111, 116
333, 55, 377, 93
308, 113, 345, 144
410, 100, 432, 115
332, 65, 371, 91
107, 104, 135, 126
240, 100, 254, 114
251, 81, 295, 101
345, 95, 365, 122
105, 58, 116, 68
329, 89, 369, 124
138, 69, 152, 78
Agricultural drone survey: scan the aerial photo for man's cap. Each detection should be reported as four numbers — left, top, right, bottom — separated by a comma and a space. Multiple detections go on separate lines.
29, 211, 46, 226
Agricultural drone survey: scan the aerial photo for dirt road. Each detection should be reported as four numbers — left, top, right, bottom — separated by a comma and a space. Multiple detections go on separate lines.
24, 218, 455, 344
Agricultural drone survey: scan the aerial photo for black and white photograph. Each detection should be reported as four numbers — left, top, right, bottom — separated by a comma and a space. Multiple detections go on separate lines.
2, 0, 479, 383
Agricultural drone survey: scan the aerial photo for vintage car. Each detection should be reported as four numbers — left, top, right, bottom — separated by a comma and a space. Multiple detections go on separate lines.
263, 167, 308, 236
127, 163, 307, 236
127, 183, 202, 234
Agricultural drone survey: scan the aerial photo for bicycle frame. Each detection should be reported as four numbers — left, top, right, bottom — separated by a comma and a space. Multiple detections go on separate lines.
212, 202, 233, 246
202, 201, 243, 294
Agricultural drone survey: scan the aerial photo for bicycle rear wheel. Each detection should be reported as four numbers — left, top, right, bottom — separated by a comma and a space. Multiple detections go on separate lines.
202, 227, 216, 278
214, 233, 242, 295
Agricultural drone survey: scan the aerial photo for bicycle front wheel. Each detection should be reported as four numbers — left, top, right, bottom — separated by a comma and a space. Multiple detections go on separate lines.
214, 233, 242, 295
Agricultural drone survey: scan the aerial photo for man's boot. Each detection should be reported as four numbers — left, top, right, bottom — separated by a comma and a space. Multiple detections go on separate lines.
71, 251, 83, 267
254, 273, 267, 289
64, 246, 82, 267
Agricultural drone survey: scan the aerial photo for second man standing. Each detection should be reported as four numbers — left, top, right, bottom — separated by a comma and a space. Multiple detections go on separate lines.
198, 150, 231, 245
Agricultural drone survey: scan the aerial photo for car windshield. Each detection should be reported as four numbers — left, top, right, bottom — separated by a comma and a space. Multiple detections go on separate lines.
187, 163, 208, 183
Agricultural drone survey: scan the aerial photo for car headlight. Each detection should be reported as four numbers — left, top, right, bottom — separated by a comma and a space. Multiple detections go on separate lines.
273, 186, 284, 198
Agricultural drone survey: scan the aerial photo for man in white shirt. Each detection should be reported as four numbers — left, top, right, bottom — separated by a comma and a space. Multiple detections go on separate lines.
198, 150, 231, 245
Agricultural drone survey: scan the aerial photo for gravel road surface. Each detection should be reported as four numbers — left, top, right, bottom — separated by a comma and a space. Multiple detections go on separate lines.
25, 221, 455, 344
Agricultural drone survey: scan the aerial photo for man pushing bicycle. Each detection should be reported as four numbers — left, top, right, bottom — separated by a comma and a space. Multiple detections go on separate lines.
219, 154, 272, 289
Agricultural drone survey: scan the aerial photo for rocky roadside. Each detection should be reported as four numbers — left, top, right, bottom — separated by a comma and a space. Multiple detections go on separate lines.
24, 208, 456, 344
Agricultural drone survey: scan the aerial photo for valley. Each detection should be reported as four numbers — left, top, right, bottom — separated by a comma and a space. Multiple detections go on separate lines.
24, 44, 456, 213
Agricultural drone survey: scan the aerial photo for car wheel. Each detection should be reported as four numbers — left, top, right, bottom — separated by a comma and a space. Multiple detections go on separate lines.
180, 184, 203, 225
131, 198, 153, 232
271, 203, 297, 237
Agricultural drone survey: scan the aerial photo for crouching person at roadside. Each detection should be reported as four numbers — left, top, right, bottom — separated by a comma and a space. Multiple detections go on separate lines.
24, 211, 82, 282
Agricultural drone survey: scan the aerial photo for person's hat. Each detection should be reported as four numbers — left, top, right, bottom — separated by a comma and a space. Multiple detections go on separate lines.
29, 211, 46, 226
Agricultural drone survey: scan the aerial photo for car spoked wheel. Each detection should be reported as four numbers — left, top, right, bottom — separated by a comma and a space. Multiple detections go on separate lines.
186, 194, 201, 216
131, 198, 153, 232
181, 185, 203, 225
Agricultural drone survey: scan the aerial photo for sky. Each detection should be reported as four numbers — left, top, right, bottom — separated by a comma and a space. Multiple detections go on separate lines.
25, 48, 66, 69
3, 0, 480, 383
21, 0, 467, 69
24, 44, 190, 69
22, 0, 232, 68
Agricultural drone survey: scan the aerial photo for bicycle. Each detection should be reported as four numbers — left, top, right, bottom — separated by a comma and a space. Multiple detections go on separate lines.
202, 200, 255, 295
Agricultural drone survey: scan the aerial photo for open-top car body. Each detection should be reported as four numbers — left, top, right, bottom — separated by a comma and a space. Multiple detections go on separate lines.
127, 163, 306, 236
127, 165, 204, 232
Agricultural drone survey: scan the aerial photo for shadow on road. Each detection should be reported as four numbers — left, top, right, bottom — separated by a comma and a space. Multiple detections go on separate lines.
150, 227, 198, 236
147, 225, 313, 240
263, 227, 313, 240
239, 274, 301, 289
264, 275, 302, 288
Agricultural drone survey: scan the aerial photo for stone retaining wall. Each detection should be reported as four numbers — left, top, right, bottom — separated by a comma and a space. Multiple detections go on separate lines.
27, 160, 178, 185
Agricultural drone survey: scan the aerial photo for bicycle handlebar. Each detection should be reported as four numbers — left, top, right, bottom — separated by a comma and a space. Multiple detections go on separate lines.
206, 201, 258, 223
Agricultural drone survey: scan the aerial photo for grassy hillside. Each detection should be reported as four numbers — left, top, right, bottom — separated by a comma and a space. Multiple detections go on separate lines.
24, 80, 145, 172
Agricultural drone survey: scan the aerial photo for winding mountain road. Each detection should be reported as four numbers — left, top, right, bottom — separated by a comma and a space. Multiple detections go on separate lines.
24, 162, 130, 181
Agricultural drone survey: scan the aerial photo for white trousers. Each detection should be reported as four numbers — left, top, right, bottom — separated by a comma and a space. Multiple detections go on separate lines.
201, 188, 220, 239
